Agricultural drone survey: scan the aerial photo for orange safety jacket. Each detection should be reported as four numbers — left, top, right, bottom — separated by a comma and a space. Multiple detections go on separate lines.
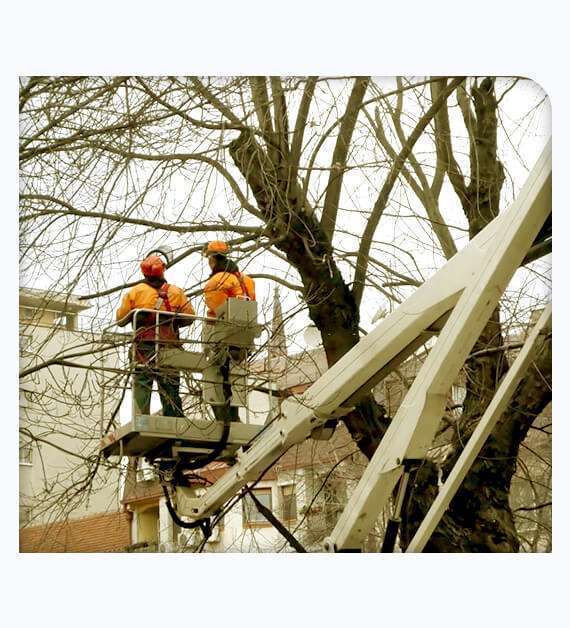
203, 270, 256, 318
116, 281, 195, 343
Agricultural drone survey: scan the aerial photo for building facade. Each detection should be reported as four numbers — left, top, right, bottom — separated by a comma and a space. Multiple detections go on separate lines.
19, 288, 129, 552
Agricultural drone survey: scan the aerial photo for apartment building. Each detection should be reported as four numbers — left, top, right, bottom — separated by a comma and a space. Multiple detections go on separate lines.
19, 287, 129, 552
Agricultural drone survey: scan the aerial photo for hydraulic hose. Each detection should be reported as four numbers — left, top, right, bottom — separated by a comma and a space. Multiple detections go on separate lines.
162, 484, 212, 540
182, 411, 231, 470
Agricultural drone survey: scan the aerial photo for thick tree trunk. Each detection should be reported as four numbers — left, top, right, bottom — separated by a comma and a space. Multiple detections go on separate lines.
229, 131, 389, 456
400, 329, 551, 552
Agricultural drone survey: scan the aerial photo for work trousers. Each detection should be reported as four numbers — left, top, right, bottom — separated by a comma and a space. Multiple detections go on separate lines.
132, 343, 183, 417
211, 346, 246, 423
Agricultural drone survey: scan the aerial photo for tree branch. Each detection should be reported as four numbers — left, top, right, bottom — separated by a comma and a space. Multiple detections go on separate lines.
289, 77, 317, 184
249, 77, 276, 156
301, 78, 448, 208
76, 141, 264, 221
189, 77, 244, 126
321, 77, 369, 241
248, 274, 303, 292
78, 235, 259, 300
245, 486, 306, 553
352, 77, 465, 306
513, 502, 551, 513
431, 78, 469, 204
270, 76, 290, 159
20, 77, 129, 149
366, 105, 457, 260
20, 194, 263, 235
135, 77, 249, 132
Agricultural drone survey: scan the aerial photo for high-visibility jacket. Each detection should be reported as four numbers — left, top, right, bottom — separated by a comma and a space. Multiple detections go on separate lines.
204, 270, 256, 318
116, 281, 195, 342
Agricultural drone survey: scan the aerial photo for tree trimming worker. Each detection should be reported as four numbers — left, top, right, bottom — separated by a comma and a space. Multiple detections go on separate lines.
202, 241, 256, 422
116, 254, 195, 417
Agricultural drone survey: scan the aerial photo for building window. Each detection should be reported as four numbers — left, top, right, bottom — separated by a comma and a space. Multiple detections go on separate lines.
53, 313, 68, 328
137, 505, 159, 546
19, 440, 33, 465
242, 488, 272, 527
450, 385, 466, 418
20, 307, 36, 321
281, 484, 297, 521
19, 335, 32, 355
19, 505, 32, 527
53, 312, 77, 330
319, 475, 347, 529
66, 313, 77, 331
136, 459, 157, 482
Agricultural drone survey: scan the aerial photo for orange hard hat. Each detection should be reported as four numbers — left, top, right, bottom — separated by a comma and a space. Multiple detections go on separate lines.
140, 255, 166, 278
203, 240, 230, 257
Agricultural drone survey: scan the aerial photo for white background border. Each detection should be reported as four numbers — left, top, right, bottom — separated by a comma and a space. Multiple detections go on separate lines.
4, 1, 566, 626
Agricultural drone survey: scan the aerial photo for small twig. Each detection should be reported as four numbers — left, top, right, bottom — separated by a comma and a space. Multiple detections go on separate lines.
514, 502, 551, 513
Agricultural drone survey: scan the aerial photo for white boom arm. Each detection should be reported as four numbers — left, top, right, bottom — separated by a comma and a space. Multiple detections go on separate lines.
405, 303, 551, 552
177, 140, 551, 552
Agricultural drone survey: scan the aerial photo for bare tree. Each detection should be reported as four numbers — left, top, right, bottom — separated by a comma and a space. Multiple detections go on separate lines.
19, 76, 551, 551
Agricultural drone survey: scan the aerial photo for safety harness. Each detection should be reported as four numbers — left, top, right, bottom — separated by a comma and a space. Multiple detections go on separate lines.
232, 271, 253, 300
134, 282, 175, 363
155, 283, 172, 312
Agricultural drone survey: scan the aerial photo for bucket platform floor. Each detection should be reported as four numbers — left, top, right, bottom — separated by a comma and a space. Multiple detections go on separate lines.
100, 414, 263, 458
